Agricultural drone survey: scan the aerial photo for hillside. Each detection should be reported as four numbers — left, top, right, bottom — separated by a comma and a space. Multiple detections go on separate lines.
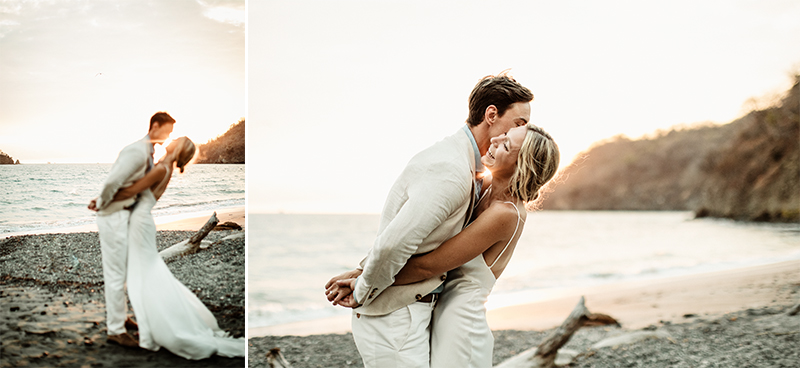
0, 150, 19, 165
196, 118, 245, 164
695, 77, 799, 221
542, 75, 799, 222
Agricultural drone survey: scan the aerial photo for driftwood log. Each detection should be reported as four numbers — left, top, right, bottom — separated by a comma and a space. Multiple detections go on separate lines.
788, 301, 800, 316
266, 347, 293, 367
495, 296, 619, 368
159, 212, 219, 262
214, 221, 243, 231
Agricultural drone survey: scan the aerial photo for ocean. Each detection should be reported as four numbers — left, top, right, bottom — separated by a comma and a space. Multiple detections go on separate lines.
248, 211, 800, 329
0, 163, 244, 235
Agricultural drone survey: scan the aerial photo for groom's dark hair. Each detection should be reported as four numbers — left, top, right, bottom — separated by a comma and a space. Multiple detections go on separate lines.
466, 71, 534, 127
149, 112, 176, 130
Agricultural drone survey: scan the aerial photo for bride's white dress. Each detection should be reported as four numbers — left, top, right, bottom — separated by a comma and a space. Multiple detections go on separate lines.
126, 163, 244, 359
430, 200, 524, 368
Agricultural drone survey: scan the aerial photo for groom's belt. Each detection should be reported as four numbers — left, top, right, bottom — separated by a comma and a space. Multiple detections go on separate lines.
415, 283, 443, 303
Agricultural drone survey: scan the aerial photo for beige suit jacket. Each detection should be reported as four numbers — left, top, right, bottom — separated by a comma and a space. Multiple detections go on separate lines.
353, 128, 476, 316
96, 136, 151, 215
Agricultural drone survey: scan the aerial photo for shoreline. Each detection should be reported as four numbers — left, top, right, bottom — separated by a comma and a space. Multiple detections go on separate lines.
1, 206, 244, 238
249, 259, 800, 367
250, 259, 800, 337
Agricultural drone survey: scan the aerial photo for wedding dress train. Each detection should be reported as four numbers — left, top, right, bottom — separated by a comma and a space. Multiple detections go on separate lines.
126, 166, 243, 359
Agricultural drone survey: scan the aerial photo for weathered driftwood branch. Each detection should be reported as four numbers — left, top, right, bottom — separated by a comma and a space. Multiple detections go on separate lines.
214, 221, 243, 231
266, 347, 292, 367
212, 232, 245, 245
531, 296, 590, 367
159, 212, 219, 262
495, 296, 619, 368
788, 301, 800, 316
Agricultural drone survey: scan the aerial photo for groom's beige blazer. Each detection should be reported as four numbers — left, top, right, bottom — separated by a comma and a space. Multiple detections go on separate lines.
96, 135, 152, 215
353, 127, 476, 316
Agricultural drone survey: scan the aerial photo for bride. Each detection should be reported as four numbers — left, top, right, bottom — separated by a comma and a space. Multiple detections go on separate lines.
113, 136, 244, 359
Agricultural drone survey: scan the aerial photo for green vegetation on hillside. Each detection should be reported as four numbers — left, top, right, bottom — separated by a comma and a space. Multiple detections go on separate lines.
542, 75, 799, 222
196, 118, 245, 164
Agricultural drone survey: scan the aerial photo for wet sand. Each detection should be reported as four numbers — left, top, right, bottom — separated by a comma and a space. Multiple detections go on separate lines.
1, 206, 244, 239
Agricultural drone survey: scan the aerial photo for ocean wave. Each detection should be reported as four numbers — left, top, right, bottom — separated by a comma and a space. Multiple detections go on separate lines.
220, 189, 245, 194
248, 301, 349, 329
2, 164, 243, 235
153, 198, 244, 211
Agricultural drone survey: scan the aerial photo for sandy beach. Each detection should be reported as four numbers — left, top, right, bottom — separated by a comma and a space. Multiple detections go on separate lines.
0, 209, 246, 368
249, 259, 800, 367
1, 206, 245, 239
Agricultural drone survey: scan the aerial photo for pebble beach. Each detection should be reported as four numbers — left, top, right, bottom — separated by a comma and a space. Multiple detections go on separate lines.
0, 226, 245, 367
249, 259, 800, 368
249, 303, 800, 368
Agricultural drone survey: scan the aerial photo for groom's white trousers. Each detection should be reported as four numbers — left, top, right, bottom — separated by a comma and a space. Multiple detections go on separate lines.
352, 300, 435, 368
97, 210, 130, 336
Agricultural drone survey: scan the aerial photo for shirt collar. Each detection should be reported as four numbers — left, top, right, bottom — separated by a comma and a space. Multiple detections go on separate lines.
462, 125, 484, 175
145, 134, 155, 154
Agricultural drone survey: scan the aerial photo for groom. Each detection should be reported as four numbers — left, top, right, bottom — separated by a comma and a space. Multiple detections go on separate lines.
326, 72, 533, 367
88, 112, 175, 347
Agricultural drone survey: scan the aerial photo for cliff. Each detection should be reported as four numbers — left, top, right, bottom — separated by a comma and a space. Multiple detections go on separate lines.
0, 150, 19, 165
542, 75, 799, 222
695, 77, 799, 221
196, 118, 245, 164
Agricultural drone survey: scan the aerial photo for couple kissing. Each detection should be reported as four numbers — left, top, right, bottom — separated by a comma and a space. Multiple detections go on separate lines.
326, 72, 560, 368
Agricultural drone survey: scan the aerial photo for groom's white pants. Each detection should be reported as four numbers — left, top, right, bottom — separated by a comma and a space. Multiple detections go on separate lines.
97, 210, 130, 336
352, 300, 435, 368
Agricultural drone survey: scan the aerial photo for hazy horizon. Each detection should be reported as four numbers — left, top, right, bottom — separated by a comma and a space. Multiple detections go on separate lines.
0, 0, 245, 164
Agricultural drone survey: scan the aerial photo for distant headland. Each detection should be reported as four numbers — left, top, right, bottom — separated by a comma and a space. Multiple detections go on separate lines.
0, 150, 20, 165
542, 74, 799, 223
196, 118, 244, 164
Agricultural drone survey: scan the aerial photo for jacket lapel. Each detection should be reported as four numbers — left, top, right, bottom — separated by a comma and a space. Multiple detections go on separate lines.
462, 144, 477, 229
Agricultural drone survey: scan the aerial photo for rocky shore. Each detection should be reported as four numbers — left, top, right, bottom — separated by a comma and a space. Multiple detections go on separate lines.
249, 303, 800, 367
0, 230, 245, 367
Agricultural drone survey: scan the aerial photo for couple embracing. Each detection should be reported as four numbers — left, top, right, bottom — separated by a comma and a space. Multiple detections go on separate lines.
326, 72, 560, 367
88, 112, 244, 359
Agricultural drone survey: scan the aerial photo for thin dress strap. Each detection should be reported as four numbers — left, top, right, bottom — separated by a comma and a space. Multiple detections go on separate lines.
151, 163, 172, 199
488, 201, 524, 269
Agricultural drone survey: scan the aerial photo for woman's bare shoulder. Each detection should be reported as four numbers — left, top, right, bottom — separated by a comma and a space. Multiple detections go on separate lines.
481, 201, 523, 229
152, 162, 168, 174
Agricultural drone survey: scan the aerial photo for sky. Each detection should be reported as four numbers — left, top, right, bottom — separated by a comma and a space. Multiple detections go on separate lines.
0, 0, 245, 163
248, 0, 800, 214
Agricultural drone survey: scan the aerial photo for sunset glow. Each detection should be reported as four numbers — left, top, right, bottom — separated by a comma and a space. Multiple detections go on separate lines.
248, 0, 800, 214
0, 1, 244, 164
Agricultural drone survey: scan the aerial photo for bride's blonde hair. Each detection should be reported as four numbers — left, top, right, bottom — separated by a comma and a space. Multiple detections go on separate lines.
166, 137, 196, 173
509, 124, 559, 205
176, 138, 196, 173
